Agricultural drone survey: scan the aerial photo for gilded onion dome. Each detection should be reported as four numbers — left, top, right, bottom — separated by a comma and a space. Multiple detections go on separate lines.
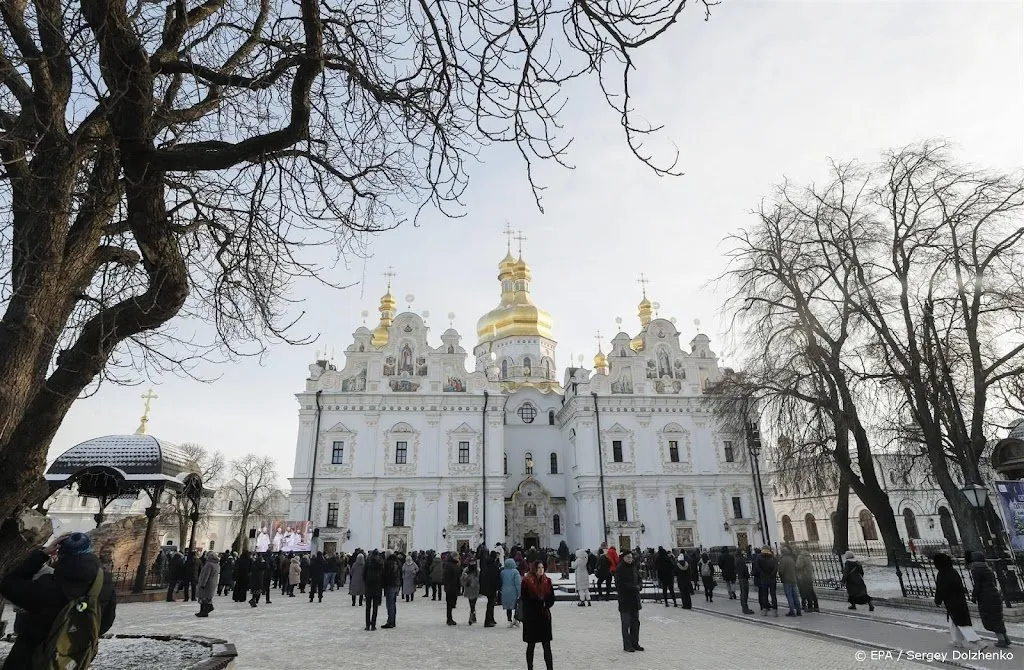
594, 349, 608, 375
371, 289, 397, 348
477, 252, 554, 344
631, 295, 653, 351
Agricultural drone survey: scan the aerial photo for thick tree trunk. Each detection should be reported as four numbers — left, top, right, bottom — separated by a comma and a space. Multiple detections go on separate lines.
832, 473, 850, 554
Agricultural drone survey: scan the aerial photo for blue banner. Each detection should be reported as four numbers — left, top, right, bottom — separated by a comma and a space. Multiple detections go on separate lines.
994, 480, 1024, 551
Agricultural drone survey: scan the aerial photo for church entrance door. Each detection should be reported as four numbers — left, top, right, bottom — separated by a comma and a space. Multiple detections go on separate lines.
523, 534, 539, 550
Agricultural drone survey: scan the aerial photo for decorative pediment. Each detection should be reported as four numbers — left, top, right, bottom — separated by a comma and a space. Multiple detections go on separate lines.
660, 422, 685, 434
449, 422, 477, 435
390, 421, 415, 433
606, 422, 629, 434
324, 421, 354, 434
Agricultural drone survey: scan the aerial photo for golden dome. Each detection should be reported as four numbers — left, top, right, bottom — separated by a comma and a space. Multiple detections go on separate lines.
371, 290, 397, 348
638, 296, 653, 327
477, 253, 554, 343
594, 350, 608, 374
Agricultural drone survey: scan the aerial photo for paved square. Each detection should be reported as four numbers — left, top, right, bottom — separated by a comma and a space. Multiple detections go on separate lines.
106, 591, 941, 670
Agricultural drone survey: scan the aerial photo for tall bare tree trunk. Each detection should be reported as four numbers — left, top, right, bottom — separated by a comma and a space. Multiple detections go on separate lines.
833, 473, 850, 554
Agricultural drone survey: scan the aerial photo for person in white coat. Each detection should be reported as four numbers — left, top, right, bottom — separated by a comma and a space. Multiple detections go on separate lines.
256, 527, 270, 553
574, 548, 592, 607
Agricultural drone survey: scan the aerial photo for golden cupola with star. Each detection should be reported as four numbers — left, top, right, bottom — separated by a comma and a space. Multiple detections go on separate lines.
371, 287, 398, 348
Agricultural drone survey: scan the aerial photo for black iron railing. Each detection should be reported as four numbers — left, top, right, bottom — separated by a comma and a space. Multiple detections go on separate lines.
107, 564, 168, 592
892, 550, 1024, 607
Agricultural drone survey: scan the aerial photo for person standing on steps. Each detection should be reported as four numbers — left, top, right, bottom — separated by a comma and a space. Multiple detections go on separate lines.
841, 550, 874, 612
778, 545, 802, 617
795, 549, 818, 613
443, 552, 462, 625
573, 548, 592, 607
461, 557, 481, 625
718, 546, 737, 601
615, 550, 644, 653
521, 560, 556, 670
734, 548, 754, 614
969, 552, 1012, 648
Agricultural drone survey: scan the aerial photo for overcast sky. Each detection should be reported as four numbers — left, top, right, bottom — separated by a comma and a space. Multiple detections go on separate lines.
48, 1, 1024, 483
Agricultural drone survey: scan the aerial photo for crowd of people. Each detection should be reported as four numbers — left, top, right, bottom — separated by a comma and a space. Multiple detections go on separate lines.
2, 534, 1012, 669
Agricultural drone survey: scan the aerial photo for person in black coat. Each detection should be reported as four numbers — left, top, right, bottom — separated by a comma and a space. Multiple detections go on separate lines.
674, 554, 693, 610
217, 552, 234, 596
615, 550, 644, 652
521, 560, 556, 670
557, 540, 571, 579
231, 551, 251, 601
183, 550, 200, 601
443, 553, 462, 625
0, 533, 117, 670
308, 552, 326, 603
165, 551, 185, 602
363, 550, 385, 630
969, 552, 1011, 648
933, 553, 980, 647
841, 551, 874, 611
719, 546, 738, 600
735, 550, 754, 614
654, 547, 677, 607
480, 551, 502, 627
248, 555, 267, 607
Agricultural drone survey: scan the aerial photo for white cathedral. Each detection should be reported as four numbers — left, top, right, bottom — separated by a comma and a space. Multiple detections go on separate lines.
288, 247, 772, 556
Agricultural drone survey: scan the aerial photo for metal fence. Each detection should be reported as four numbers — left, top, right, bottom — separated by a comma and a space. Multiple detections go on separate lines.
107, 564, 168, 592
892, 550, 1024, 608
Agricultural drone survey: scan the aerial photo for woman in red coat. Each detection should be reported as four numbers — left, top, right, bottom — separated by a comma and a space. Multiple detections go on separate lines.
521, 560, 556, 670
607, 546, 620, 574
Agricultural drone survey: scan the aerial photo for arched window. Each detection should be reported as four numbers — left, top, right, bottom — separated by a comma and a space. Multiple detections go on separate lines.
548, 410, 555, 425
553, 514, 561, 535
903, 508, 920, 540
859, 509, 878, 541
781, 515, 794, 542
504, 452, 508, 475
517, 403, 537, 424
525, 452, 534, 475
501, 359, 509, 379
938, 506, 958, 545
448, 345, 454, 354
550, 453, 558, 474
543, 359, 552, 379
523, 357, 532, 375
804, 513, 819, 542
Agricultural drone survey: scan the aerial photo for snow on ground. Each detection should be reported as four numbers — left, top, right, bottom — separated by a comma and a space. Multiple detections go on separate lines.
0, 636, 208, 669
103, 590, 910, 670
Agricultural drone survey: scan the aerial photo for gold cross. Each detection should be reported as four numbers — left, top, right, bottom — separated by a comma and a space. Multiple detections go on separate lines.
136, 388, 158, 435
594, 330, 604, 353
503, 222, 515, 251
514, 232, 527, 257
382, 266, 396, 290
637, 273, 650, 298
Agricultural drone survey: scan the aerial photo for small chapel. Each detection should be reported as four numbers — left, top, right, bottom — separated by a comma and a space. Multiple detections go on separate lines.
288, 242, 770, 556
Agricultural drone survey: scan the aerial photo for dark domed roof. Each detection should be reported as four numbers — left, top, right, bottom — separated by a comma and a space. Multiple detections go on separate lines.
46, 434, 198, 487
1009, 420, 1024, 441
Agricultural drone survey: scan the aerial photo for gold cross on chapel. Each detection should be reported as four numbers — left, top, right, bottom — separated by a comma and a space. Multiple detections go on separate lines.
382, 266, 396, 290
637, 273, 650, 298
514, 231, 527, 257
135, 388, 158, 435
503, 222, 515, 251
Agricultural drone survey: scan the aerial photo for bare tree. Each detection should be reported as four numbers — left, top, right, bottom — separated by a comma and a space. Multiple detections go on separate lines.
224, 454, 279, 553
0, 0, 713, 572
158, 442, 224, 547
721, 142, 1024, 555
716, 183, 905, 558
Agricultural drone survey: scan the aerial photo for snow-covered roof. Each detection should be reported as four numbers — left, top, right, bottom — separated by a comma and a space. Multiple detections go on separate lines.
46, 434, 197, 480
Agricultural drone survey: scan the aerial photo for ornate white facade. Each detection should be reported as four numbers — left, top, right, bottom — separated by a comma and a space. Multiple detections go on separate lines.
289, 248, 776, 555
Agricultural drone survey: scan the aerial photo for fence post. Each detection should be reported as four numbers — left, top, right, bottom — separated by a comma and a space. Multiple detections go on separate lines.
892, 551, 908, 598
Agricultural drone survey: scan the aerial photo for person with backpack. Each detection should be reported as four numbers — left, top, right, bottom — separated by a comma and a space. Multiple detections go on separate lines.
0, 532, 117, 669
698, 553, 716, 602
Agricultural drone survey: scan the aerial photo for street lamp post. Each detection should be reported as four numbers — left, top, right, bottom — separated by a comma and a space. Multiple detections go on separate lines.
961, 481, 1023, 608
746, 420, 770, 547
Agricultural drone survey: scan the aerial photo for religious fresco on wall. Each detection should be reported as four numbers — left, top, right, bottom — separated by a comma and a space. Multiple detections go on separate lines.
383, 356, 396, 376
674, 359, 686, 379
390, 379, 420, 392
657, 349, 671, 378
399, 345, 414, 374
444, 377, 466, 392
341, 367, 367, 392
646, 360, 657, 379
416, 357, 428, 376
611, 372, 634, 394
675, 527, 695, 548
654, 378, 682, 394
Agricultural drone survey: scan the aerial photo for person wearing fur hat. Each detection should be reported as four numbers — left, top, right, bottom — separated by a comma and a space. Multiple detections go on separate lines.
841, 550, 874, 611
0, 532, 117, 669
753, 545, 778, 616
